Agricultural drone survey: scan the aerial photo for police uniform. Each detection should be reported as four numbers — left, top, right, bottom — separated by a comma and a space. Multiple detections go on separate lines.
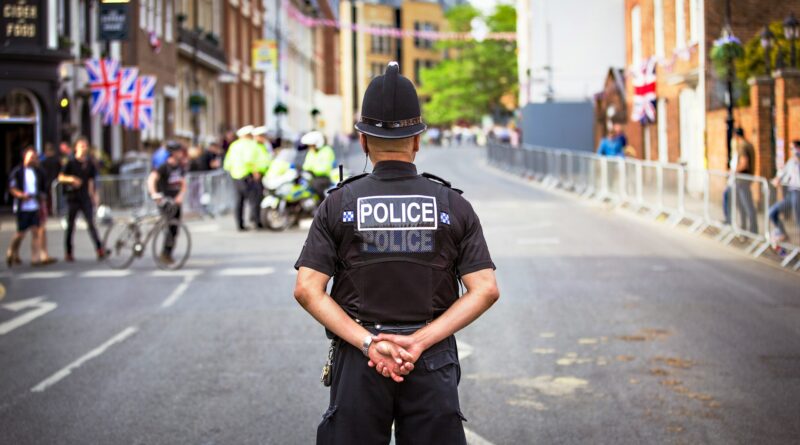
295, 62, 494, 444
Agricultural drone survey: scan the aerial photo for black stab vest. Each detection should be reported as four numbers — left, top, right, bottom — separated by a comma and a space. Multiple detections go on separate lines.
330, 174, 460, 323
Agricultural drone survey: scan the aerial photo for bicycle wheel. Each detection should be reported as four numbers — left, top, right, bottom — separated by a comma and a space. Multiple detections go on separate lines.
102, 221, 138, 269
151, 219, 191, 270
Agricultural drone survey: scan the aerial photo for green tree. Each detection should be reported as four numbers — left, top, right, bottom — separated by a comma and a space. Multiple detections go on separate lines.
418, 4, 518, 126
734, 21, 792, 106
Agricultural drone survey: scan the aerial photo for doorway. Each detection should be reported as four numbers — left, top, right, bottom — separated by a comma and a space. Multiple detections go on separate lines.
0, 89, 41, 208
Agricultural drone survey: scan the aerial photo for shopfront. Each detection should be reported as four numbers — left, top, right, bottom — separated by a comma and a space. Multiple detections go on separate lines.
0, 0, 70, 206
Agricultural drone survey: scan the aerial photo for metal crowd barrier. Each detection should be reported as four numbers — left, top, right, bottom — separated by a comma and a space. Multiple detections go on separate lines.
51, 169, 234, 220
487, 143, 800, 270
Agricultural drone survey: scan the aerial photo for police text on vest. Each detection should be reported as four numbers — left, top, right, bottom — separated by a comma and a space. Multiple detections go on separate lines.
357, 195, 438, 231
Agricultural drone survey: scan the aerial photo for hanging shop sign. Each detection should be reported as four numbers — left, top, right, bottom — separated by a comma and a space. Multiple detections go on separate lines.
252, 40, 278, 72
99, 1, 130, 41
1, 0, 44, 47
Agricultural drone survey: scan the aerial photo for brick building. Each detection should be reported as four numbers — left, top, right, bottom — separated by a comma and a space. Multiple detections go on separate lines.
339, 0, 447, 136
622, 0, 800, 181
223, 0, 265, 132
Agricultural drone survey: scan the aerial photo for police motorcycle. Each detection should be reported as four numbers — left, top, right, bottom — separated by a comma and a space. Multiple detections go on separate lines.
259, 149, 348, 231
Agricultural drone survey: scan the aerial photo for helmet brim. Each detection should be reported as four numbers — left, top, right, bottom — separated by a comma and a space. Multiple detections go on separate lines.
354, 122, 427, 139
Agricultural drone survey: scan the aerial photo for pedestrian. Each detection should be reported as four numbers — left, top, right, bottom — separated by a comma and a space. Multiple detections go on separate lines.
723, 127, 758, 234
39, 143, 61, 213
147, 142, 187, 265
293, 62, 500, 444
151, 140, 169, 170
223, 125, 263, 230
301, 130, 336, 201
59, 137, 106, 262
206, 142, 223, 170
769, 140, 800, 243
6, 146, 57, 267
597, 123, 627, 157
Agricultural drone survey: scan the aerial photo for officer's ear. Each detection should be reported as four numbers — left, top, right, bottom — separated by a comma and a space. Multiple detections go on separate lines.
360, 134, 369, 154
412, 135, 420, 154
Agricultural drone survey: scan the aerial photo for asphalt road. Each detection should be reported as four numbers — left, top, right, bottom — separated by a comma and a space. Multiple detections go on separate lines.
0, 147, 798, 445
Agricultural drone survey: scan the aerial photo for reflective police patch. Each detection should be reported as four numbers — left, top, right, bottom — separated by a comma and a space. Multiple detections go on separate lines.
342, 211, 355, 223
357, 195, 438, 231
361, 230, 435, 253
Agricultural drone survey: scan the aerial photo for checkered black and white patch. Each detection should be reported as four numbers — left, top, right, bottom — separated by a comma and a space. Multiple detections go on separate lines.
342, 211, 355, 223
439, 212, 450, 225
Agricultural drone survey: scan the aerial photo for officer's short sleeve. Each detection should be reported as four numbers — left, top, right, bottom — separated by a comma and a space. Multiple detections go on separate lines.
294, 194, 339, 276
451, 192, 495, 276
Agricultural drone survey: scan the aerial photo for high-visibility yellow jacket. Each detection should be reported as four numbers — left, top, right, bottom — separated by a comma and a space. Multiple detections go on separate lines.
254, 142, 273, 174
302, 145, 336, 177
224, 138, 258, 179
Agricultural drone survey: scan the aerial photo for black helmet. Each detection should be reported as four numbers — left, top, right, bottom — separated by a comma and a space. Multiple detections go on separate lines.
354, 62, 427, 139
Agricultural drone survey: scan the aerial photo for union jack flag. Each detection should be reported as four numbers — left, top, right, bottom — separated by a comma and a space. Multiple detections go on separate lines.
103, 67, 138, 127
85, 58, 120, 116
129, 75, 156, 131
631, 57, 657, 124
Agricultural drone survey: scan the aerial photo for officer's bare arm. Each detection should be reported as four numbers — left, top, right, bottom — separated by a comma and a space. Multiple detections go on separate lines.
294, 266, 414, 381
374, 268, 499, 362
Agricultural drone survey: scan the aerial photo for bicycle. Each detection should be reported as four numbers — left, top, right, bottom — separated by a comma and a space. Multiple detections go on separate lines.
102, 198, 192, 270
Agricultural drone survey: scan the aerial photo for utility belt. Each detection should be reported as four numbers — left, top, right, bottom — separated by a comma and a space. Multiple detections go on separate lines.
321, 318, 433, 387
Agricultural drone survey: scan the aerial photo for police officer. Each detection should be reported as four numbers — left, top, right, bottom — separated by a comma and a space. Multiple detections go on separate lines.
293, 62, 499, 444
223, 125, 263, 230
301, 130, 336, 200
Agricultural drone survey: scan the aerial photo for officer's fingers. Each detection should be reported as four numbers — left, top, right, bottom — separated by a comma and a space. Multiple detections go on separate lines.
398, 348, 415, 363
402, 362, 415, 373
368, 360, 376, 368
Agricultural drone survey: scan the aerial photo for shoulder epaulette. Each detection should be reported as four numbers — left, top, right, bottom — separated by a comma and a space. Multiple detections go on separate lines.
421, 172, 463, 195
327, 172, 369, 194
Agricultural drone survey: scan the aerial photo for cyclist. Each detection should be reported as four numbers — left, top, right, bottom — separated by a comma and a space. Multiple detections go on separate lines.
147, 141, 187, 265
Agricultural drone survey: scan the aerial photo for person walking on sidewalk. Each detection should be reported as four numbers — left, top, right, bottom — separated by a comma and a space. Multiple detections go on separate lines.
6, 147, 57, 267
769, 140, 800, 243
58, 137, 106, 262
148, 142, 187, 265
723, 128, 758, 234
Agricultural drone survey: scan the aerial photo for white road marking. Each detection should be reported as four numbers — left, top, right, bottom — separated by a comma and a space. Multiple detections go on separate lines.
217, 267, 275, 276
464, 427, 495, 445
17, 271, 69, 279
161, 275, 195, 308
30, 326, 138, 393
150, 269, 202, 278
189, 224, 220, 233
0, 296, 57, 335
79, 270, 132, 278
518, 237, 561, 246
457, 340, 474, 360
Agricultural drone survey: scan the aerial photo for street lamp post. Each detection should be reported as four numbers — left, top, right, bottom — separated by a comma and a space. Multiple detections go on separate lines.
784, 13, 799, 68
762, 25, 776, 177
761, 26, 775, 75
723, 0, 736, 165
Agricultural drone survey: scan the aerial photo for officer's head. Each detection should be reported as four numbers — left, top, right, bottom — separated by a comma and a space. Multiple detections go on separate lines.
301, 131, 325, 151
355, 62, 426, 161
253, 126, 268, 143
237, 125, 254, 140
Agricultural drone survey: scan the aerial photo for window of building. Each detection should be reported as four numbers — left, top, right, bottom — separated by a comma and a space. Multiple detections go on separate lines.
156, 0, 163, 37
165, 0, 173, 42
414, 59, 435, 85
370, 62, 383, 78
689, 0, 700, 43
654, 0, 664, 58
675, 0, 686, 48
370, 25, 391, 55
148, 0, 155, 33
414, 22, 437, 50
631, 5, 642, 67
140, 0, 147, 29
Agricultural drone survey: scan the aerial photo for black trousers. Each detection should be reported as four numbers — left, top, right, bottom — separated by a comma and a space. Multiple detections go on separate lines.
234, 178, 251, 229
317, 330, 466, 445
65, 197, 102, 255
161, 206, 181, 255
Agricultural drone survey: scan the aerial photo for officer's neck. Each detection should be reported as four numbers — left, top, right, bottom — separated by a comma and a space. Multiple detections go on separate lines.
368, 151, 415, 165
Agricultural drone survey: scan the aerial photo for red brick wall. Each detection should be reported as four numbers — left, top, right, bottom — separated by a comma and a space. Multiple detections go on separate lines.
706, 106, 753, 171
